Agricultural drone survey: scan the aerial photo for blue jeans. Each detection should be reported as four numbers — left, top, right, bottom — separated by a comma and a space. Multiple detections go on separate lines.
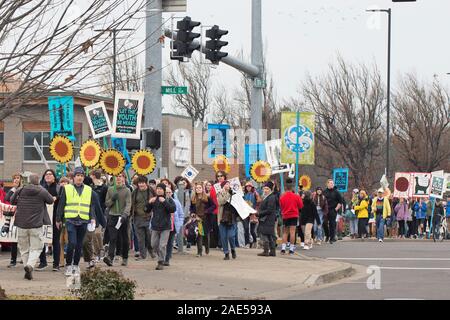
219, 223, 236, 254
376, 215, 385, 240
66, 222, 87, 266
314, 210, 324, 241
349, 219, 358, 235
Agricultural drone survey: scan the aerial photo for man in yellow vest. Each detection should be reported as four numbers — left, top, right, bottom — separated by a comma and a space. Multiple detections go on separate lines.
56, 167, 96, 276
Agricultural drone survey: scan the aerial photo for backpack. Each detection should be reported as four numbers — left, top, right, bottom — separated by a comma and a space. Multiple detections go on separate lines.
221, 202, 235, 225
184, 220, 198, 243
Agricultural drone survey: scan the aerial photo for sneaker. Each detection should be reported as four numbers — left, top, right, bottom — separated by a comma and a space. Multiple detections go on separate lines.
231, 250, 237, 259
65, 265, 73, 277
134, 252, 140, 258
289, 250, 295, 255
24, 265, 33, 280
316, 241, 322, 246
300, 242, 305, 248
52, 265, 60, 272
223, 253, 230, 260
35, 263, 48, 271
280, 249, 286, 255
121, 259, 128, 266
379, 239, 383, 243
163, 261, 170, 266
7, 262, 16, 268
155, 263, 164, 270
103, 256, 113, 267
303, 245, 310, 250
73, 265, 80, 276
88, 260, 95, 269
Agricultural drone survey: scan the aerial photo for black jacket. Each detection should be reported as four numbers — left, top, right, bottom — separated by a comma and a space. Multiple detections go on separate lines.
145, 197, 176, 231
300, 198, 321, 225
323, 187, 343, 212
257, 193, 278, 235
91, 182, 108, 211
11, 185, 54, 229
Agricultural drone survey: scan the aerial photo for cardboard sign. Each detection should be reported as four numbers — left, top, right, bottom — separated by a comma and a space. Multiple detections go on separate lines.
394, 172, 412, 198
333, 168, 349, 193
230, 193, 256, 220
112, 91, 144, 139
85, 102, 112, 139
181, 165, 199, 183
48, 96, 75, 140
264, 139, 290, 174
229, 177, 243, 195
411, 172, 432, 198
430, 170, 445, 199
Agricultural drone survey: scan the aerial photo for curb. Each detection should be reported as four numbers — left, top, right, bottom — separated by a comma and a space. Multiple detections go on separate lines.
303, 264, 355, 287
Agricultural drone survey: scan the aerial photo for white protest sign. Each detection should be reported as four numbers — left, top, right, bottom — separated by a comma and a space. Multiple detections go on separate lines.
0, 210, 53, 244
380, 174, 389, 190
265, 139, 290, 174
84, 101, 112, 139
445, 173, 450, 192
230, 193, 256, 220
181, 165, 199, 183
229, 177, 243, 195
430, 170, 445, 199
33, 138, 50, 169
112, 91, 145, 139
411, 172, 432, 198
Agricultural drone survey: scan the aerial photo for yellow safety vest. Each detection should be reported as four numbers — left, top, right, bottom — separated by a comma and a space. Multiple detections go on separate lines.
64, 184, 92, 221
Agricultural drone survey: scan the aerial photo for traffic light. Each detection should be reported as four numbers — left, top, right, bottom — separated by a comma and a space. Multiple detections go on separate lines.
205, 25, 228, 64
171, 16, 201, 61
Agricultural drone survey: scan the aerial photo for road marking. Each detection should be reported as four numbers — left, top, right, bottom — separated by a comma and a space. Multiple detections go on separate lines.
327, 258, 450, 261
379, 267, 450, 270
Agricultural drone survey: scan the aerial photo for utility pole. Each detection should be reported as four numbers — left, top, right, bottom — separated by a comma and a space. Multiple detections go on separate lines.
144, 0, 163, 179
251, 0, 264, 144
95, 28, 135, 103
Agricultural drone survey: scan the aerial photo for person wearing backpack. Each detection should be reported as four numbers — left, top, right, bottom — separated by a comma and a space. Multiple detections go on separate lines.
217, 180, 238, 260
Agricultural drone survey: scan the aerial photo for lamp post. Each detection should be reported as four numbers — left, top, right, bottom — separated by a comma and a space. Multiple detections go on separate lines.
366, 8, 392, 178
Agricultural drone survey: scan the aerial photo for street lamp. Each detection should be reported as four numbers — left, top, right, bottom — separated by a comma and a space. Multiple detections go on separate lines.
366, 8, 392, 178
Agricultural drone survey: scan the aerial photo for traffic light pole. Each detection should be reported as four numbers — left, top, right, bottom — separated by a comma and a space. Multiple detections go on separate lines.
144, 0, 163, 179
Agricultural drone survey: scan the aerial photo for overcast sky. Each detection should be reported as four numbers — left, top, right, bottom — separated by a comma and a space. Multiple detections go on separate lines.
146, 0, 450, 107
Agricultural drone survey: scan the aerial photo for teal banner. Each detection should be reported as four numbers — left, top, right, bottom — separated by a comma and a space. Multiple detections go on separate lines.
48, 96, 74, 140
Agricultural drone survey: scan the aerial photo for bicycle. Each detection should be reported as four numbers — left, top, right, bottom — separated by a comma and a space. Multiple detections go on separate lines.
433, 215, 447, 242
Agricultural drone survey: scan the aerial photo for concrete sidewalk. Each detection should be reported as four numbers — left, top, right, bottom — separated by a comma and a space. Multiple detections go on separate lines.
0, 247, 354, 300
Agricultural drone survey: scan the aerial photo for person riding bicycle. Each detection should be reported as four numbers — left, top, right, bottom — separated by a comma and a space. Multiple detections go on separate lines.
432, 198, 445, 240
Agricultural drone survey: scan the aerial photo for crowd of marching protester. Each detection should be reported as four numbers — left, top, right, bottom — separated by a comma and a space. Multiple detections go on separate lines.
0, 168, 449, 281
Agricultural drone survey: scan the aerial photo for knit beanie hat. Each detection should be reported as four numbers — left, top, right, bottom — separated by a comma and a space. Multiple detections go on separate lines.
264, 181, 274, 190
156, 183, 167, 193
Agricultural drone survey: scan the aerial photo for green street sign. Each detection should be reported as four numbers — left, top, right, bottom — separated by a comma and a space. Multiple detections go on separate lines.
161, 86, 188, 95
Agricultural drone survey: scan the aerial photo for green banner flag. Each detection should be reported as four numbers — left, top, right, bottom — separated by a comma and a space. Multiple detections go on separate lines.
281, 111, 315, 165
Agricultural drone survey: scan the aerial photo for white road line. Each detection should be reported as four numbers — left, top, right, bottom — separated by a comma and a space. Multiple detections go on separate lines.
379, 267, 450, 270
327, 258, 450, 261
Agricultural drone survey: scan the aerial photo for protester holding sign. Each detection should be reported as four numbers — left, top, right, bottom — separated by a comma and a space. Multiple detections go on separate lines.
209, 171, 227, 249
217, 181, 238, 260
4, 173, 22, 268
11, 174, 54, 280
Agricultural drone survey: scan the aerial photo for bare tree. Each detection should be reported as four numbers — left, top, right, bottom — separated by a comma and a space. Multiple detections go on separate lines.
300, 56, 386, 188
166, 54, 213, 125
392, 74, 450, 172
99, 49, 144, 96
0, 0, 151, 121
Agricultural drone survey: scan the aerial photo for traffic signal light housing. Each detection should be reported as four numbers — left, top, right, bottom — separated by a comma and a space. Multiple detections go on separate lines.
171, 16, 201, 61
205, 25, 228, 64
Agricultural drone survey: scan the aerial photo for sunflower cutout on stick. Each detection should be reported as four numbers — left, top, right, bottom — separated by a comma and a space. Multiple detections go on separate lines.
299, 175, 312, 191
49, 135, 74, 163
80, 139, 102, 168
212, 155, 231, 174
99, 149, 126, 176
132, 150, 157, 175
250, 160, 272, 183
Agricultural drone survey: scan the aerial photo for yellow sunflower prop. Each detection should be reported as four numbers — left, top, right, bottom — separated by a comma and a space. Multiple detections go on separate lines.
80, 139, 102, 168
132, 150, 157, 175
299, 175, 312, 191
250, 160, 272, 183
212, 155, 231, 174
99, 149, 126, 176
49, 135, 73, 163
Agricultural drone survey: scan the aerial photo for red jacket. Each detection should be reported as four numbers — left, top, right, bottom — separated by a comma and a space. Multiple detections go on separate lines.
280, 191, 303, 220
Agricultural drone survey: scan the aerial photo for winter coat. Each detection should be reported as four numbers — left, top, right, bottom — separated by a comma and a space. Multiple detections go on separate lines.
11, 185, 53, 229
323, 187, 344, 213
300, 198, 321, 225
91, 181, 108, 211
174, 188, 192, 218
354, 197, 369, 219
257, 193, 278, 235
173, 197, 185, 234
190, 195, 216, 234
395, 202, 410, 221
145, 196, 176, 231
105, 184, 131, 217
371, 197, 391, 220
413, 201, 427, 220
313, 194, 329, 216
243, 191, 258, 209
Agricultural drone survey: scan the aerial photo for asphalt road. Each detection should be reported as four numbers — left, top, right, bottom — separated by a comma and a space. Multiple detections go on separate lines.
290, 239, 450, 300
